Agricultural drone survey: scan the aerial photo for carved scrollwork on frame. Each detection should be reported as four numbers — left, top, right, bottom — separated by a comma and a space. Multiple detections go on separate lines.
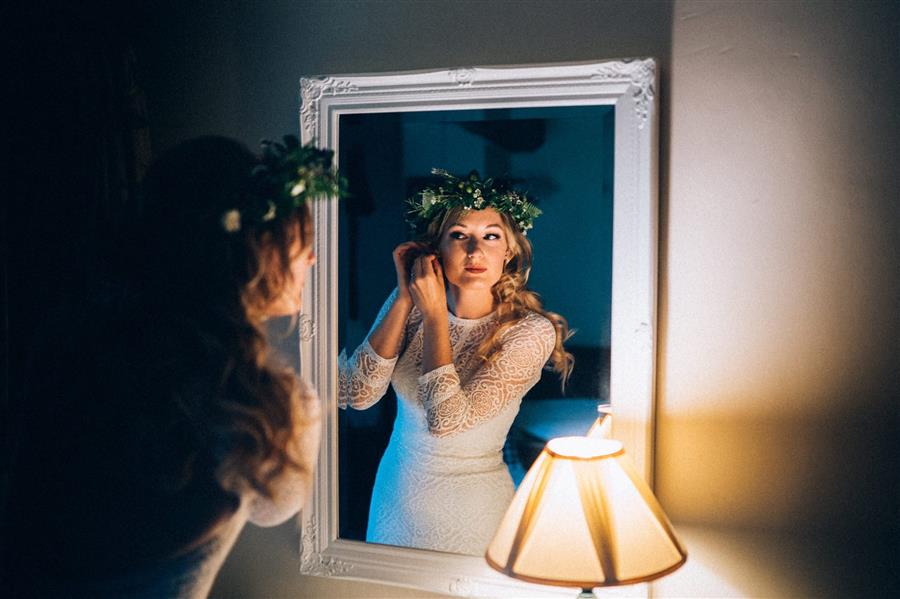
448, 67, 477, 87
448, 576, 478, 597
592, 59, 656, 128
300, 77, 359, 138
296, 58, 658, 598
298, 313, 317, 342
300, 515, 353, 577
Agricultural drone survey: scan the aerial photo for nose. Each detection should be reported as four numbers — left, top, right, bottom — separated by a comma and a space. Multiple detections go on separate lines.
465, 238, 483, 257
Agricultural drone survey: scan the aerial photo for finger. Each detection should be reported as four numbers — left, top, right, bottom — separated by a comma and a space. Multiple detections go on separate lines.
414, 255, 429, 278
394, 241, 415, 257
422, 255, 441, 280
431, 256, 443, 277
393, 246, 410, 262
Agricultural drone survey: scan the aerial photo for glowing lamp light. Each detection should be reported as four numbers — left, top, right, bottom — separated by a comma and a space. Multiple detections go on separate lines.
485, 437, 687, 598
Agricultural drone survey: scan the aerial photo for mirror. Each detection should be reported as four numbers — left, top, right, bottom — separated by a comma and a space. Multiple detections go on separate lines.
299, 59, 658, 597
336, 105, 614, 553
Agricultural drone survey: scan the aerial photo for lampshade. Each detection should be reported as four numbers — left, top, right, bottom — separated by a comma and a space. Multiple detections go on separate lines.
485, 437, 686, 592
586, 405, 613, 439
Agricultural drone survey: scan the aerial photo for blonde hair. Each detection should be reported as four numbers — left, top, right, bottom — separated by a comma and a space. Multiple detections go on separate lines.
423, 207, 574, 388
241, 203, 314, 319
225, 202, 316, 498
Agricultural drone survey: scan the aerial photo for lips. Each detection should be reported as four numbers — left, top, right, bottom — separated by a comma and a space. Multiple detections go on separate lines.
465, 266, 487, 273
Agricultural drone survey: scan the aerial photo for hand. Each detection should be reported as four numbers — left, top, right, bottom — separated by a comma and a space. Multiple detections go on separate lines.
392, 242, 426, 303
409, 254, 448, 322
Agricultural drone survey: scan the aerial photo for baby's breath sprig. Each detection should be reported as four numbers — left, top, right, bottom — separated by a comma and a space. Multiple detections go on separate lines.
221, 135, 346, 233
406, 168, 541, 237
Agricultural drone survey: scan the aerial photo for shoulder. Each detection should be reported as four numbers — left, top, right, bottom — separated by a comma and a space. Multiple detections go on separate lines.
295, 376, 319, 404
493, 312, 557, 365
294, 376, 322, 421
505, 311, 556, 344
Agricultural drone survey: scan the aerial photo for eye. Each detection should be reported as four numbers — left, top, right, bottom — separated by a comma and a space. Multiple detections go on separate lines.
484, 232, 501, 240
448, 231, 467, 240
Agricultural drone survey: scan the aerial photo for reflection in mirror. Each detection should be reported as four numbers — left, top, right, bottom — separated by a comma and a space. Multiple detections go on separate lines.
336, 106, 614, 555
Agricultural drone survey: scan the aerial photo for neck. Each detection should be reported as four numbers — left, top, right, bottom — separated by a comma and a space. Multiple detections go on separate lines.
446, 286, 495, 319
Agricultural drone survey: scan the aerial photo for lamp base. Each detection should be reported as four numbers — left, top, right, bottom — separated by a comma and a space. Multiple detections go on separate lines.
578, 589, 596, 598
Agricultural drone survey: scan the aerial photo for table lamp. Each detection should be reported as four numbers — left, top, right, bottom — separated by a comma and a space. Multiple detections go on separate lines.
586, 404, 613, 439
485, 437, 686, 598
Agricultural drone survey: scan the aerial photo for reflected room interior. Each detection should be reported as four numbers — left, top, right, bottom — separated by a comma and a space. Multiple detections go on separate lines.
336, 106, 615, 545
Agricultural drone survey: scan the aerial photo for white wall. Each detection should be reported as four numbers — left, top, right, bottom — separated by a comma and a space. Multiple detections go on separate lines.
660, 0, 898, 530
655, 1, 898, 594
137, 1, 898, 596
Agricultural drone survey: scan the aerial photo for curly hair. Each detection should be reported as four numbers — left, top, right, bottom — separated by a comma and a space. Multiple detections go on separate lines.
420, 206, 574, 387
137, 136, 316, 502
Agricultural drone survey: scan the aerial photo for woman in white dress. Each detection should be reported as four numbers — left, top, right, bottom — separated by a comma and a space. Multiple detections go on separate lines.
339, 169, 573, 556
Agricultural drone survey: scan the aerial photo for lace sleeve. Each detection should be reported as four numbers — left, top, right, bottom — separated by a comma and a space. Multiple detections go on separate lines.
338, 288, 406, 410
249, 377, 321, 526
417, 313, 556, 438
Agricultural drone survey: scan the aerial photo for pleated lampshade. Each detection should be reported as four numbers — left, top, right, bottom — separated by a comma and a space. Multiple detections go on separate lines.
586, 405, 613, 439
485, 437, 686, 594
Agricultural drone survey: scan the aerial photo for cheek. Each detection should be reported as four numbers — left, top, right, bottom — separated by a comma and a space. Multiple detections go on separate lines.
439, 244, 461, 266
289, 255, 313, 294
490, 246, 508, 268
293, 261, 312, 292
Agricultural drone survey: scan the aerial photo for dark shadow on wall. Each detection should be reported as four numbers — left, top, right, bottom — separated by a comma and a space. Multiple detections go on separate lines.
3, 3, 154, 577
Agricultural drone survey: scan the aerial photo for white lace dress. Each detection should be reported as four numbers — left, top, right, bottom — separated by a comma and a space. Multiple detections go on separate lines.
338, 289, 555, 556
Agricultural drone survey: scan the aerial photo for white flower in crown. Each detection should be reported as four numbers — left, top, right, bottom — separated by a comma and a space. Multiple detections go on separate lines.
408, 168, 541, 235
222, 209, 242, 233
290, 179, 307, 197
262, 200, 277, 222
422, 189, 436, 210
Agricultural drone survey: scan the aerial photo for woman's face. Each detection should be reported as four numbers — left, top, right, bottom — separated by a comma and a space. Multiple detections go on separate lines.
264, 241, 316, 318
438, 207, 510, 292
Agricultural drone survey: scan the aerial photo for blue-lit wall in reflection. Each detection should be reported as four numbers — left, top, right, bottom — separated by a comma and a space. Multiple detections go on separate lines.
337, 106, 614, 541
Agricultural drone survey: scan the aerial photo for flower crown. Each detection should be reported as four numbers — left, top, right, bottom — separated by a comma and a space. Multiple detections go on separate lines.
221, 135, 345, 233
405, 168, 541, 236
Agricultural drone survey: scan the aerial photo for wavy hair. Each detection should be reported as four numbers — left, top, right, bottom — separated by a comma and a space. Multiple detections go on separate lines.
137, 137, 316, 503
421, 206, 574, 387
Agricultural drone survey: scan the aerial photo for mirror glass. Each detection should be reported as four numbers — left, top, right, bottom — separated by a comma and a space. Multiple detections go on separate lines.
336, 105, 615, 554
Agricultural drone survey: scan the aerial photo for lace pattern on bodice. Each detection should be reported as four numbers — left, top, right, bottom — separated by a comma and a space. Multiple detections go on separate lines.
339, 289, 556, 554
416, 312, 556, 436
339, 289, 556, 438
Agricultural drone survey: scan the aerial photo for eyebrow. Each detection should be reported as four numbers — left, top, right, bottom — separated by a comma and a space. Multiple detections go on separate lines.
450, 222, 504, 229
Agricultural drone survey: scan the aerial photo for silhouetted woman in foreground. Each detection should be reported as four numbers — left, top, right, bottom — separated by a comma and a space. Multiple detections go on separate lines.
5, 136, 340, 597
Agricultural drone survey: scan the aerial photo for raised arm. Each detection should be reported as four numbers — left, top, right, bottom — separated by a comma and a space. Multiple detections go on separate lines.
338, 242, 425, 410
338, 288, 410, 410
418, 313, 556, 438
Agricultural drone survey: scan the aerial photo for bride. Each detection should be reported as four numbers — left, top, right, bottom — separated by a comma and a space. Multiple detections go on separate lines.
339, 169, 572, 555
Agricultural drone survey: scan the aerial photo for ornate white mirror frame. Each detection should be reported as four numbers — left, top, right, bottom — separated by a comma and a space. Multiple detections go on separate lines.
297, 59, 658, 598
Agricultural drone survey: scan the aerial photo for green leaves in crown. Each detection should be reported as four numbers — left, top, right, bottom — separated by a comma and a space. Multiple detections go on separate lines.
405, 168, 541, 237
222, 135, 347, 233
